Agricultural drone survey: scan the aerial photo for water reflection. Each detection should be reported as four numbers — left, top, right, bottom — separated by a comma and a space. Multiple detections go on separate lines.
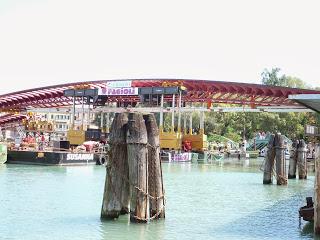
165, 162, 192, 173
99, 215, 166, 240
300, 222, 315, 239
0, 159, 317, 240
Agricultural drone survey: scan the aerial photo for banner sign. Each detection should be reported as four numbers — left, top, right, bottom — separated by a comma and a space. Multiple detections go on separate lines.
98, 87, 138, 96
106, 80, 132, 88
171, 153, 191, 162
67, 153, 94, 161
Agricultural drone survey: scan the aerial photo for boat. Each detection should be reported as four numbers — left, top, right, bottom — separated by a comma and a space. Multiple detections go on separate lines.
170, 152, 192, 162
299, 197, 314, 222
259, 147, 291, 159
6, 141, 108, 166
6, 149, 105, 166
0, 143, 7, 164
212, 152, 224, 161
247, 150, 259, 159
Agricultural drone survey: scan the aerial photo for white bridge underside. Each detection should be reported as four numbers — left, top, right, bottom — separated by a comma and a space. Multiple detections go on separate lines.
26, 106, 314, 114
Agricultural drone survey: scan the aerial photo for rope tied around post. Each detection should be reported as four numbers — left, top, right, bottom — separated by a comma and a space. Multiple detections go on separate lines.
102, 112, 165, 223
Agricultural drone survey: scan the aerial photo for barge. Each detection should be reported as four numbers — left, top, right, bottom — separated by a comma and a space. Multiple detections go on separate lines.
6, 149, 106, 166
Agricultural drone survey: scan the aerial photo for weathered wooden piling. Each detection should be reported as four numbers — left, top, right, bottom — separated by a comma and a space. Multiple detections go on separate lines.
288, 140, 299, 179
144, 114, 165, 219
314, 144, 320, 234
121, 118, 131, 215
127, 113, 148, 223
297, 139, 307, 179
263, 134, 275, 184
120, 168, 131, 214
101, 113, 129, 219
274, 133, 287, 185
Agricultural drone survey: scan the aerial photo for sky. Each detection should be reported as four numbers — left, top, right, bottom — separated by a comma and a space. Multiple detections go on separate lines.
0, 0, 319, 94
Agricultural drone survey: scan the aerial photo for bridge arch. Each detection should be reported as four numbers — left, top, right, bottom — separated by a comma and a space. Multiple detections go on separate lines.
0, 79, 319, 126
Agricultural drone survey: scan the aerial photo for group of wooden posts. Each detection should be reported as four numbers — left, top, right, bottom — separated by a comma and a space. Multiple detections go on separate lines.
101, 113, 165, 223
263, 133, 308, 185
262, 133, 320, 234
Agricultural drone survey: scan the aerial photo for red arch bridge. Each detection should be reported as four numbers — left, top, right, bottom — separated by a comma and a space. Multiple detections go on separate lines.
0, 79, 319, 127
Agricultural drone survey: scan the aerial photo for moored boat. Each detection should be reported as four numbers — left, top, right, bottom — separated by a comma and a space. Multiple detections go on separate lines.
299, 197, 314, 222
170, 152, 192, 162
6, 149, 103, 166
212, 152, 224, 161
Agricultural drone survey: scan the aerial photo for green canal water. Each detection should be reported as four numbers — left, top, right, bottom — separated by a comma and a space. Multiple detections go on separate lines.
0, 159, 317, 240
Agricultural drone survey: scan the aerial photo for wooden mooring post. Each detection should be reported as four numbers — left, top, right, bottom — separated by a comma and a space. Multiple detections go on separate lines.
101, 113, 129, 219
263, 133, 287, 185
144, 114, 165, 219
263, 134, 275, 184
288, 140, 299, 179
297, 139, 307, 179
127, 113, 149, 223
274, 133, 287, 185
101, 112, 165, 223
314, 144, 320, 234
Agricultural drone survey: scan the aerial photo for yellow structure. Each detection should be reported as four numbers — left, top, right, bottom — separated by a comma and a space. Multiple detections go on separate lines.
182, 130, 208, 152
36, 121, 53, 132
159, 125, 207, 151
159, 130, 182, 150
67, 129, 85, 145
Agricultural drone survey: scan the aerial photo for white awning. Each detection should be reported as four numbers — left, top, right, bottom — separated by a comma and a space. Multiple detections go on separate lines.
289, 94, 320, 113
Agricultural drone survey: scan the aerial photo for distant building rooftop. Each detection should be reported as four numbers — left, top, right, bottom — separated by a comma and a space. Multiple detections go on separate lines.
289, 94, 320, 113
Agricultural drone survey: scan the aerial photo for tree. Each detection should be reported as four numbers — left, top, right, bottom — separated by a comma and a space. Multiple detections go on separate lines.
261, 68, 287, 86
261, 68, 308, 89
260, 67, 317, 141
284, 76, 307, 89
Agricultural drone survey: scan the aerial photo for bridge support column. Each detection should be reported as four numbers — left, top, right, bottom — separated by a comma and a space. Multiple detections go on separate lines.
183, 112, 187, 135
87, 101, 91, 129
314, 144, 320, 234
171, 94, 175, 133
177, 91, 182, 134
71, 96, 76, 129
106, 112, 110, 134
100, 111, 104, 132
199, 103, 205, 134
189, 104, 193, 135
81, 96, 85, 130
159, 94, 164, 133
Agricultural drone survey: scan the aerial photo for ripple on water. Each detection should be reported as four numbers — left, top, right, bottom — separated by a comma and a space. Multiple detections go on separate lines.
0, 160, 316, 240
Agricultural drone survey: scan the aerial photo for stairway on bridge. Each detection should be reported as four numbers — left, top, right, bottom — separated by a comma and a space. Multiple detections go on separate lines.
246, 134, 292, 151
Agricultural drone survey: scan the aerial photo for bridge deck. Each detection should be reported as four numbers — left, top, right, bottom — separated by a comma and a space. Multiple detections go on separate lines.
0, 79, 319, 126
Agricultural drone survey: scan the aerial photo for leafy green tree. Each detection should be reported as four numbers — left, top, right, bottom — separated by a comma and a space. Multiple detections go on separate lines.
261, 68, 308, 89
284, 76, 307, 89
261, 68, 287, 86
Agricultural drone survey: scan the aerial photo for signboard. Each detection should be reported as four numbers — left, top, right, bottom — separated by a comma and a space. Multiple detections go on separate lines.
63, 89, 98, 97
106, 80, 132, 88
138, 87, 180, 95
67, 153, 94, 161
98, 87, 138, 96
171, 153, 191, 162
305, 125, 319, 136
